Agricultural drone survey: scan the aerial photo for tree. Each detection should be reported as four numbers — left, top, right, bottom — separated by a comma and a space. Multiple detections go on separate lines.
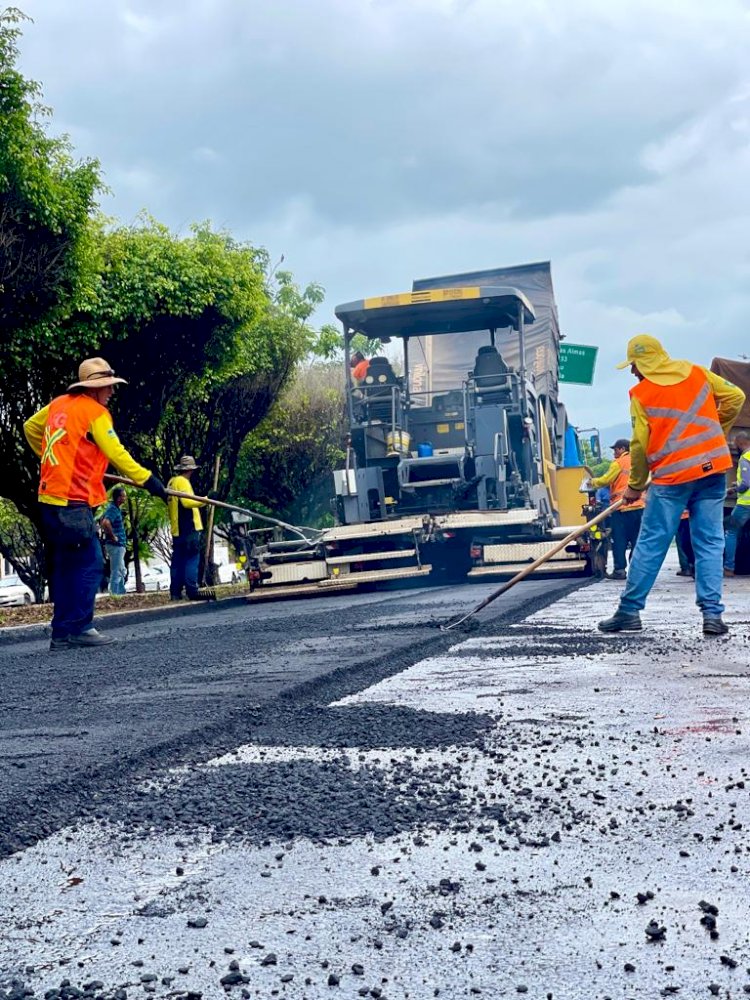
0, 500, 46, 601
0, 9, 101, 333
233, 362, 347, 526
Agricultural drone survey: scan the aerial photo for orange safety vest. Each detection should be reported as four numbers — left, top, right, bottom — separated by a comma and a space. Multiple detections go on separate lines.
630, 366, 732, 486
39, 394, 110, 507
611, 452, 645, 510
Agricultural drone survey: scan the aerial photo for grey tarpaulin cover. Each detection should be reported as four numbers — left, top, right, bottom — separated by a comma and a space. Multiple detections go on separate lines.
410, 261, 561, 404
710, 357, 750, 429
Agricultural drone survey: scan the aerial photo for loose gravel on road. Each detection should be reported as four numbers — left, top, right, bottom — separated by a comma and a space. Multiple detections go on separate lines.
1, 569, 749, 999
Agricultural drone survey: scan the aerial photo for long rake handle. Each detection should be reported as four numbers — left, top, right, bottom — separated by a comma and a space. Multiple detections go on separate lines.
440, 498, 625, 631
103, 473, 319, 544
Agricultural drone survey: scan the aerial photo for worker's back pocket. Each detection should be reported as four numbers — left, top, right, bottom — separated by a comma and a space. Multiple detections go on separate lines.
44, 505, 97, 548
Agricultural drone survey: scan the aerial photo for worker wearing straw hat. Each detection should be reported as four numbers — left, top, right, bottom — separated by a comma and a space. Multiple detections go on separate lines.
24, 357, 169, 650
167, 455, 209, 601
598, 335, 744, 637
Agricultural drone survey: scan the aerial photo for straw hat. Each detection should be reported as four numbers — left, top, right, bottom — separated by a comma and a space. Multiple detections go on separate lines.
68, 357, 127, 391
174, 455, 200, 471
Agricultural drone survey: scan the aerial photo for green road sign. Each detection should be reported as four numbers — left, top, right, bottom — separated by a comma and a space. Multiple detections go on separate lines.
559, 343, 598, 385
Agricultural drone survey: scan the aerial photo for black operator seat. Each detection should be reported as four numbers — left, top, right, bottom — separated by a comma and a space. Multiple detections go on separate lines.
362, 356, 401, 420
472, 345, 512, 403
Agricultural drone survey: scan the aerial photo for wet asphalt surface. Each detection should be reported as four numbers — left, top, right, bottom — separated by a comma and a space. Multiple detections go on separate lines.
1, 570, 750, 1000
0, 580, 572, 859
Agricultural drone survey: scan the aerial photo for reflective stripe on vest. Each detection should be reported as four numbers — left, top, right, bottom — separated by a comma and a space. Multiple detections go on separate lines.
630, 366, 731, 485
610, 453, 645, 510
738, 449, 750, 507
39, 394, 110, 506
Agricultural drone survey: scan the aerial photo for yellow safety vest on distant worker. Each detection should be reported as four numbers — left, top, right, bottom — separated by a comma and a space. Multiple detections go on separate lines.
167, 475, 204, 536
737, 448, 750, 507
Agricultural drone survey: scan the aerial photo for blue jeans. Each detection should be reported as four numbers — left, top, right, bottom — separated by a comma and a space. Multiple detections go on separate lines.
618, 472, 726, 618
40, 504, 103, 639
106, 543, 127, 595
170, 531, 201, 598
724, 504, 750, 571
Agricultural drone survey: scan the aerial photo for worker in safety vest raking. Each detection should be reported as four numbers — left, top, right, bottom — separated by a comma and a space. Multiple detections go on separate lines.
723, 430, 750, 577
24, 358, 169, 650
588, 438, 645, 580
598, 334, 745, 637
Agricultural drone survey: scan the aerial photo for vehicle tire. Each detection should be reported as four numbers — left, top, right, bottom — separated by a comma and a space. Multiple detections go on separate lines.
23, 593, 32, 605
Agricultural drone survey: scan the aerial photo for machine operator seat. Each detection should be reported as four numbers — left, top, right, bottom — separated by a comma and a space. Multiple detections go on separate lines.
472, 345, 512, 403
361, 356, 401, 422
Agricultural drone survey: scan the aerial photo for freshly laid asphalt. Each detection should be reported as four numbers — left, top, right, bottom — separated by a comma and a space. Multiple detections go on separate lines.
1, 565, 749, 1000
0, 578, 576, 857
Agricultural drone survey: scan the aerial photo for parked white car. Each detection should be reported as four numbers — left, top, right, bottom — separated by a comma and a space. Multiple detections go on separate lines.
124, 564, 169, 593
0, 574, 35, 607
216, 563, 243, 584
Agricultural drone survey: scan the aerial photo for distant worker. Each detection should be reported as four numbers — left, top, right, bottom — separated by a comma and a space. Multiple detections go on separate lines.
350, 351, 370, 384
23, 357, 169, 650
100, 486, 128, 596
168, 455, 209, 601
588, 439, 645, 580
724, 431, 750, 577
598, 335, 745, 636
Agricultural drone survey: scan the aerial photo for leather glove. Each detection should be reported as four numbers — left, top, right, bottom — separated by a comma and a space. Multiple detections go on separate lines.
143, 474, 169, 502
207, 489, 221, 501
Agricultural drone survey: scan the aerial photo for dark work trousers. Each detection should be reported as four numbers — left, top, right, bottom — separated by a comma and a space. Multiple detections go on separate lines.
610, 507, 644, 573
40, 504, 103, 640
675, 518, 695, 572
170, 530, 202, 598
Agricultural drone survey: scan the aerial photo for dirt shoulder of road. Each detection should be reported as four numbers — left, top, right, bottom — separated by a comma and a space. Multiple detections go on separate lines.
0, 583, 248, 629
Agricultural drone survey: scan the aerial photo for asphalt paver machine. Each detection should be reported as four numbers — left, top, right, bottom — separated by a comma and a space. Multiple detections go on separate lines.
244, 263, 595, 591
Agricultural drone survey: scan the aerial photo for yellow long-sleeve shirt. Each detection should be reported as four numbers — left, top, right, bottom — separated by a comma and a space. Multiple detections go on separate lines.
590, 460, 620, 490
628, 367, 746, 490
24, 402, 151, 505
167, 474, 205, 536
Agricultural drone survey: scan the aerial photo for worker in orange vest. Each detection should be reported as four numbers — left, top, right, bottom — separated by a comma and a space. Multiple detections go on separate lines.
588, 438, 646, 579
24, 357, 168, 650
598, 335, 744, 636
349, 351, 370, 384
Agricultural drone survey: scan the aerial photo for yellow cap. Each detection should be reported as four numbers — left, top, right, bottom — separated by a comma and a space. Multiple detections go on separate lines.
616, 334, 668, 373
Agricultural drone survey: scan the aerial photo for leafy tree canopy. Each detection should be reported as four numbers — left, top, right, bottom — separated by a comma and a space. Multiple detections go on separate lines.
232, 362, 347, 526
0, 7, 101, 337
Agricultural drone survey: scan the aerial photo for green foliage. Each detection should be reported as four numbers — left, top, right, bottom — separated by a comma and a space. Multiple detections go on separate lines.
0, 498, 45, 600
590, 460, 612, 478
0, 8, 101, 336
233, 362, 347, 525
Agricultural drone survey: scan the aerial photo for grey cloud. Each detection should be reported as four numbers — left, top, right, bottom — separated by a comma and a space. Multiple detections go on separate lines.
13, 0, 750, 428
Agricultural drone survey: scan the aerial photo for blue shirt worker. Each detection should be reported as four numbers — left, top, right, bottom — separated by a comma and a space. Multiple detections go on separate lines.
100, 486, 128, 596
167, 456, 209, 600
724, 431, 750, 576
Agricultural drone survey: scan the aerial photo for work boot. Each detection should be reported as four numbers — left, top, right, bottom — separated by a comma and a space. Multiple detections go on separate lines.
723, 568, 735, 578
676, 569, 691, 577
49, 637, 70, 651
598, 610, 642, 633
703, 617, 729, 636
606, 570, 627, 581
68, 628, 115, 647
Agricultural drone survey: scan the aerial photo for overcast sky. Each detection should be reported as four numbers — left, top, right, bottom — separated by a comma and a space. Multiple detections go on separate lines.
16, 0, 750, 429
